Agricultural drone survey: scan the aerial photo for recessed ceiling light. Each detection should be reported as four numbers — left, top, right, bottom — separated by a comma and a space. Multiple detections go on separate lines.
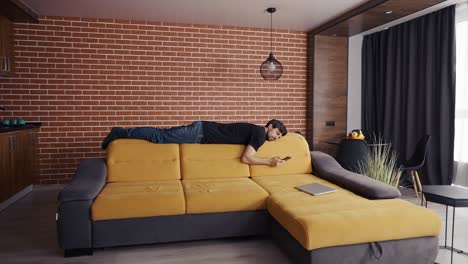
385, 11, 393, 14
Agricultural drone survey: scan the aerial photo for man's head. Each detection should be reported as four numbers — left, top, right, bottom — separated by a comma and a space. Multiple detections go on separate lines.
265, 119, 288, 141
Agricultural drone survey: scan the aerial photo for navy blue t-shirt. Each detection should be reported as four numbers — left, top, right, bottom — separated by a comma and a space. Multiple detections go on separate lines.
201, 122, 266, 151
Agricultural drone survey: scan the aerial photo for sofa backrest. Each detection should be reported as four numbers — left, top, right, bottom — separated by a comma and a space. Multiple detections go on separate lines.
105, 133, 311, 181
249, 133, 312, 177
180, 144, 250, 179
106, 139, 181, 182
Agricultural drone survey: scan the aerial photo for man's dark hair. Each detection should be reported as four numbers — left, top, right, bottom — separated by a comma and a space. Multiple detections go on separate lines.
265, 119, 288, 136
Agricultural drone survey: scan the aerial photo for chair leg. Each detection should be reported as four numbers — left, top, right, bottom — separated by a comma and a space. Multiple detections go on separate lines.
411, 170, 419, 198
414, 171, 426, 204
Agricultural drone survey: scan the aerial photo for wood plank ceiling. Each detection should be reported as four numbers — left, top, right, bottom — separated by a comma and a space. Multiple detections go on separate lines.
311, 0, 446, 36
0, 0, 38, 23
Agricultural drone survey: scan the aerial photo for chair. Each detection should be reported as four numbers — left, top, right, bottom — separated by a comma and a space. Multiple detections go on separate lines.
336, 139, 369, 173
400, 135, 431, 199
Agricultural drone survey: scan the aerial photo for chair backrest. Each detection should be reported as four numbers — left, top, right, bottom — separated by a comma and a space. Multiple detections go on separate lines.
335, 139, 369, 173
404, 135, 431, 169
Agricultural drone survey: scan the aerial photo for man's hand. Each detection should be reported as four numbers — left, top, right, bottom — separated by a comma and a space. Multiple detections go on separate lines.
241, 145, 287, 167
270, 157, 286, 167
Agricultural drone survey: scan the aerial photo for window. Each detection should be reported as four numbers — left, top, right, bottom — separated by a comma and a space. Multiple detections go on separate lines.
453, 2, 468, 186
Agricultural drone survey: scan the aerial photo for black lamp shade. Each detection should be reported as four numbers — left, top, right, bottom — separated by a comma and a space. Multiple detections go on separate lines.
260, 53, 283, 80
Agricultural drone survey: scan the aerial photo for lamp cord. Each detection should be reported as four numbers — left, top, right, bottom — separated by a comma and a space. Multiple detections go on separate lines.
270, 11, 273, 53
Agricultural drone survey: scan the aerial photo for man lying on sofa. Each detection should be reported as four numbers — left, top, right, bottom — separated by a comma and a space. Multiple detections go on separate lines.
101, 119, 288, 167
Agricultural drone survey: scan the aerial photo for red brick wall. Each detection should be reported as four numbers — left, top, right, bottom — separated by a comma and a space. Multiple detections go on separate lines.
0, 16, 307, 184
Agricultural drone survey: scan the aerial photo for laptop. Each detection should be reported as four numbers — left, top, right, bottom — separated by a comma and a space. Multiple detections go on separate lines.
295, 183, 337, 196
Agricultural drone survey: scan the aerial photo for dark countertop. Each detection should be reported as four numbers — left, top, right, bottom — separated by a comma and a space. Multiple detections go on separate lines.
0, 122, 42, 134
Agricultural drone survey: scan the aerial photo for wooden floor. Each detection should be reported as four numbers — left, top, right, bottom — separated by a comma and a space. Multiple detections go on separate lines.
1, 187, 468, 264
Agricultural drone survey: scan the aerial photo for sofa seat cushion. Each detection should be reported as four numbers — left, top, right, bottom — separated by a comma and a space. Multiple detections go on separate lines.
91, 181, 185, 220
266, 186, 441, 250
251, 174, 345, 195
182, 178, 269, 214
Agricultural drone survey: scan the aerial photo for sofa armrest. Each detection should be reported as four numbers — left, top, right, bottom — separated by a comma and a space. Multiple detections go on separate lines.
311, 151, 401, 199
58, 158, 107, 202
57, 158, 107, 255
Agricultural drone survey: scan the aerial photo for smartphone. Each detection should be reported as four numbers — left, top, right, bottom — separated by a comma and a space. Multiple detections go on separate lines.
282, 156, 291, 161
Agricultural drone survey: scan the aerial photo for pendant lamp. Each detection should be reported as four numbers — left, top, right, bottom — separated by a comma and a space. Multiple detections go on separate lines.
260, 7, 283, 80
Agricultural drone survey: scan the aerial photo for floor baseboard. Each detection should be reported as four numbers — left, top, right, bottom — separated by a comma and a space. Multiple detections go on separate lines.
0, 185, 33, 212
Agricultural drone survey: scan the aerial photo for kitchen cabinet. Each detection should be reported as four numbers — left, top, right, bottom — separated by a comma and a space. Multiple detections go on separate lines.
0, 128, 38, 204
0, 16, 13, 76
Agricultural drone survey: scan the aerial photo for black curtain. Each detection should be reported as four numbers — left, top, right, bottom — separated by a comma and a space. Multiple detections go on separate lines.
362, 6, 456, 185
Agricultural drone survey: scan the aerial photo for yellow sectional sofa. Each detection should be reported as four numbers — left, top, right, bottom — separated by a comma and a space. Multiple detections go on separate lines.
57, 133, 441, 263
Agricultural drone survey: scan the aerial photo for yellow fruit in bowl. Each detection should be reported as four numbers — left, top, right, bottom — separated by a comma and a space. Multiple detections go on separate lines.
347, 130, 365, 140
358, 130, 365, 140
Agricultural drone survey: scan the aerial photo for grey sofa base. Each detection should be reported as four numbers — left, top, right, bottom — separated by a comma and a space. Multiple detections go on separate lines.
271, 218, 438, 264
93, 210, 270, 248
64, 248, 93, 257
73, 211, 438, 264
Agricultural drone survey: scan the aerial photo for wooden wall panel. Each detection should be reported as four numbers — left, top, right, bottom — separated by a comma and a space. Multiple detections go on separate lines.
312, 35, 348, 154
307, 0, 444, 156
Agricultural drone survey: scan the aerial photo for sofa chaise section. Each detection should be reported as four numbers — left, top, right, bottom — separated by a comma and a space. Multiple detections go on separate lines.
250, 136, 441, 264
271, 218, 439, 264
252, 173, 440, 253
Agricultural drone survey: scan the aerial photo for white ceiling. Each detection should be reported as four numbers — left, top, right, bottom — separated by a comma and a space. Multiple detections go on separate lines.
20, 0, 369, 31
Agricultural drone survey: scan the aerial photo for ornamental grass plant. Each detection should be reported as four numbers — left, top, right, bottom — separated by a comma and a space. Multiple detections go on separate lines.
358, 137, 402, 188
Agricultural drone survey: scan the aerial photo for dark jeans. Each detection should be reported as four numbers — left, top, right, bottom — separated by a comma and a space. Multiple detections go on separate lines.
126, 121, 203, 144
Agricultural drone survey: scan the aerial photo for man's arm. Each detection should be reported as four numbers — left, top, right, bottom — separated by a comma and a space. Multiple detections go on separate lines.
240, 145, 285, 167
